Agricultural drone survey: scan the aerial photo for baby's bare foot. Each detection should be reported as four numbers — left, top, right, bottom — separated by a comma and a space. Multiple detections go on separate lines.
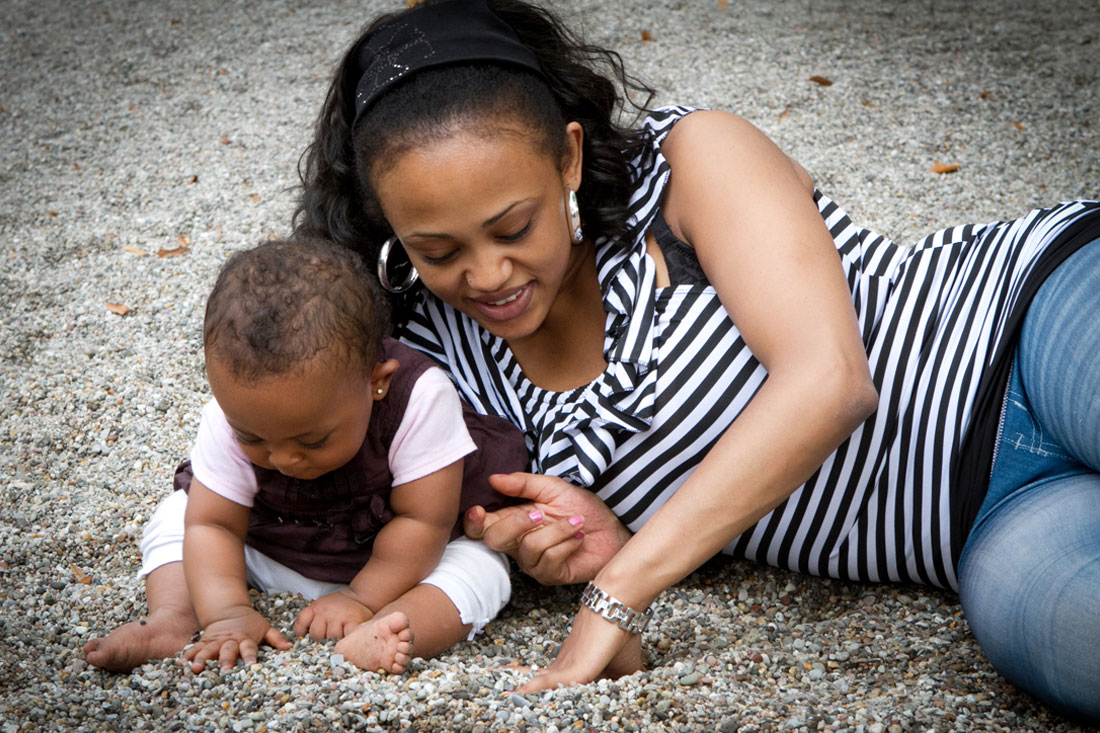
84, 605, 198, 673
334, 612, 414, 674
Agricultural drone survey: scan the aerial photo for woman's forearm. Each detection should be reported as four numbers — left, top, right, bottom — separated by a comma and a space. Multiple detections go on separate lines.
593, 364, 876, 609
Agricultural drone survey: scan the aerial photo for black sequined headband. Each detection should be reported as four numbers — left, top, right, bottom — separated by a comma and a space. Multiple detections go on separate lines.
352, 0, 546, 126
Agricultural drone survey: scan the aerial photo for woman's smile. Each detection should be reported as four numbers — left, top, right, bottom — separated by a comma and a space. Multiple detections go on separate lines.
468, 282, 534, 322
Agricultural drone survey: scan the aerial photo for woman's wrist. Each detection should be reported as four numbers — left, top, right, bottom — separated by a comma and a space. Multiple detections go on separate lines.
592, 544, 666, 612
579, 581, 654, 634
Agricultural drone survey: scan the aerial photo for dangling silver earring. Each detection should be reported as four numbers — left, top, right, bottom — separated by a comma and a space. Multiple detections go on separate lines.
567, 189, 583, 244
377, 236, 420, 293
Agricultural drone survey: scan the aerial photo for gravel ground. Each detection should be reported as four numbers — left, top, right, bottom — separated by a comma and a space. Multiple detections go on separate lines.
1, 0, 1098, 730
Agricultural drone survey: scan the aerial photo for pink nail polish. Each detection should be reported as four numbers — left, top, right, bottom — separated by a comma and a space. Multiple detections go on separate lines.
574, 531, 585, 539
529, 510, 543, 522
568, 514, 584, 527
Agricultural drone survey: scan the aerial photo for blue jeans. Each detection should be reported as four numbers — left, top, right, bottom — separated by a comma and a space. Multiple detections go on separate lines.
958, 237, 1100, 723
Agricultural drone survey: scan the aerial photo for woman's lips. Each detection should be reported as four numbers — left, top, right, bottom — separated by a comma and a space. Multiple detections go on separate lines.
469, 283, 533, 322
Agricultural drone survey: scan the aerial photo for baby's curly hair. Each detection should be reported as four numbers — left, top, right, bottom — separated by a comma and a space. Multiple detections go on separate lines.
204, 237, 390, 383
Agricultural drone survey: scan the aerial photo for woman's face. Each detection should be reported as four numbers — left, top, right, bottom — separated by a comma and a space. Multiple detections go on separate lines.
373, 121, 585, 345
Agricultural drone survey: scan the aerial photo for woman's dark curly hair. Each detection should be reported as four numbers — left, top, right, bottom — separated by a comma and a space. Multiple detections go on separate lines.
292, 0, 655, 325
204, 237, 391, 384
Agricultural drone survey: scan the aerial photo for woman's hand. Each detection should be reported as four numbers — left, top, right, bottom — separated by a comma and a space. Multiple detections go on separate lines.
519, 605, 645, 692
464, 472, 632, 585
180, 607, 290, 672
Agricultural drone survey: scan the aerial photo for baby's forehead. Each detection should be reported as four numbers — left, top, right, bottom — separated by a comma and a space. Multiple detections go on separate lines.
208, 343, 375, 386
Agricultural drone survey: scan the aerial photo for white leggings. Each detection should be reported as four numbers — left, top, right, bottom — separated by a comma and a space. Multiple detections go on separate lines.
140, 490, 511, 638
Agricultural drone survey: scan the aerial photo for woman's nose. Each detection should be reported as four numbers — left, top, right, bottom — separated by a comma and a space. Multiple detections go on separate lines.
465, 247, 512, 291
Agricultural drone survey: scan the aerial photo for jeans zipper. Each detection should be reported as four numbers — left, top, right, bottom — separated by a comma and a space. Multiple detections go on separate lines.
988, 372, 1013, 483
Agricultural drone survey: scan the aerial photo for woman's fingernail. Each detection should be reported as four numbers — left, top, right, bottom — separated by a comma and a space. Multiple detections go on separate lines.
568, 514, 584, 527
529, 510, 543, 522
574, 531, 585, 539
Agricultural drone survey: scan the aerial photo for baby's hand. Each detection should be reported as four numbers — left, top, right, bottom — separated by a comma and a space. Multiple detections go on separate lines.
181, 608, 290, 673
293, 590, 375, 640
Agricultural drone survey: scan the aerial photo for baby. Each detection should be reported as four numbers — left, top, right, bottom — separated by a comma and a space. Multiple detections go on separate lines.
85, 237, 526, 673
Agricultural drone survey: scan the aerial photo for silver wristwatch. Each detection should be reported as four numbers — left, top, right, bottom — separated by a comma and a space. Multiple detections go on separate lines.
580, 582, 653, 634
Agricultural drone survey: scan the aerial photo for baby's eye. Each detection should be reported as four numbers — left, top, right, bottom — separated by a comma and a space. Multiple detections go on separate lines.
299, 437, 328, 450
233, 433, 262, 446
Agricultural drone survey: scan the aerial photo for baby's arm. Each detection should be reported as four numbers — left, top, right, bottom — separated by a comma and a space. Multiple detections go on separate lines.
181, 479, 290, 670
293, 459, 462, 639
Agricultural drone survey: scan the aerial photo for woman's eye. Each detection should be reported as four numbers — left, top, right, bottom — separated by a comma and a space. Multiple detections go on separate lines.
499, 220, 532, 242
419, 250, 457, 265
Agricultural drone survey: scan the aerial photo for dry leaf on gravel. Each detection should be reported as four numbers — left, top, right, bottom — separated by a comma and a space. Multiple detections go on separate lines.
70, 562, 92, 584
105, 302, 130, 315
930, 161, 960, 174
123, 245, 149, 256
809, 75, 833, 86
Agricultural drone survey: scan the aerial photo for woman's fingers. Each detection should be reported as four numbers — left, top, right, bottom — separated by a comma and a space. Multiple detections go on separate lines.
478, 505, 545, 554
515, 519, 586, 585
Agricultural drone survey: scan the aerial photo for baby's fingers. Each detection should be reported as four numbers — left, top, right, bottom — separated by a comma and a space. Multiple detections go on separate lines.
218, 639, 241, 670
292, 606, 314, 637
264, 625, 292, 651
237, 638, 260, 666
182, 641, 219, 673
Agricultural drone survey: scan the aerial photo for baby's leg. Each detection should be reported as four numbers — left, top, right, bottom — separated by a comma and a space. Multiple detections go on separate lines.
335, 584, 465, 674
84, 491, 199, 672
335, 537, 511, 673
84, 561, 199, 672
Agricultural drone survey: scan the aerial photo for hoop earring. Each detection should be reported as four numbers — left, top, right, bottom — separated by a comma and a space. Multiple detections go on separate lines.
567, 189, 583, 244
377, 236, 420, 293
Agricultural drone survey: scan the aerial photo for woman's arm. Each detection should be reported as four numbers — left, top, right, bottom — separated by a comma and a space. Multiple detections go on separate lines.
520, 110, 878, 690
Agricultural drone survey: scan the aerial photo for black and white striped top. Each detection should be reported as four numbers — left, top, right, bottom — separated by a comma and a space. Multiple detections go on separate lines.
402, 106, 1100, 590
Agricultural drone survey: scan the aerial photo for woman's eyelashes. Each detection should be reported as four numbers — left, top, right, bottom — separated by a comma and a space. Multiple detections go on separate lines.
498, 219, 533, 242
412, 219, 535, 265
420, 249, 457, 265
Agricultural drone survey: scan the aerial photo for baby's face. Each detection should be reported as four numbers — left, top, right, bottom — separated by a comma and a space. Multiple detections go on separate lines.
207, 356, 385, 480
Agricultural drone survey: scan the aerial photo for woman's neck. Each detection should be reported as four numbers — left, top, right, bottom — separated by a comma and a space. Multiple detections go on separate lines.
507, 242, 607, 392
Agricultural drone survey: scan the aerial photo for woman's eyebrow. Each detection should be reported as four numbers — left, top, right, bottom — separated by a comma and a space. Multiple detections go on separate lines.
406, 199, 535, 239
481, 199, 534, 228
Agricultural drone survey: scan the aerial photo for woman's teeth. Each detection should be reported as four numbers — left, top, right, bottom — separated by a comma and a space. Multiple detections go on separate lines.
489, 291, 522, 306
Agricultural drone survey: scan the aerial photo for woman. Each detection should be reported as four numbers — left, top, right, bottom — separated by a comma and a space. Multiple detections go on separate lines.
106, 0, 1098, 721
294, 0, 1100, 719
